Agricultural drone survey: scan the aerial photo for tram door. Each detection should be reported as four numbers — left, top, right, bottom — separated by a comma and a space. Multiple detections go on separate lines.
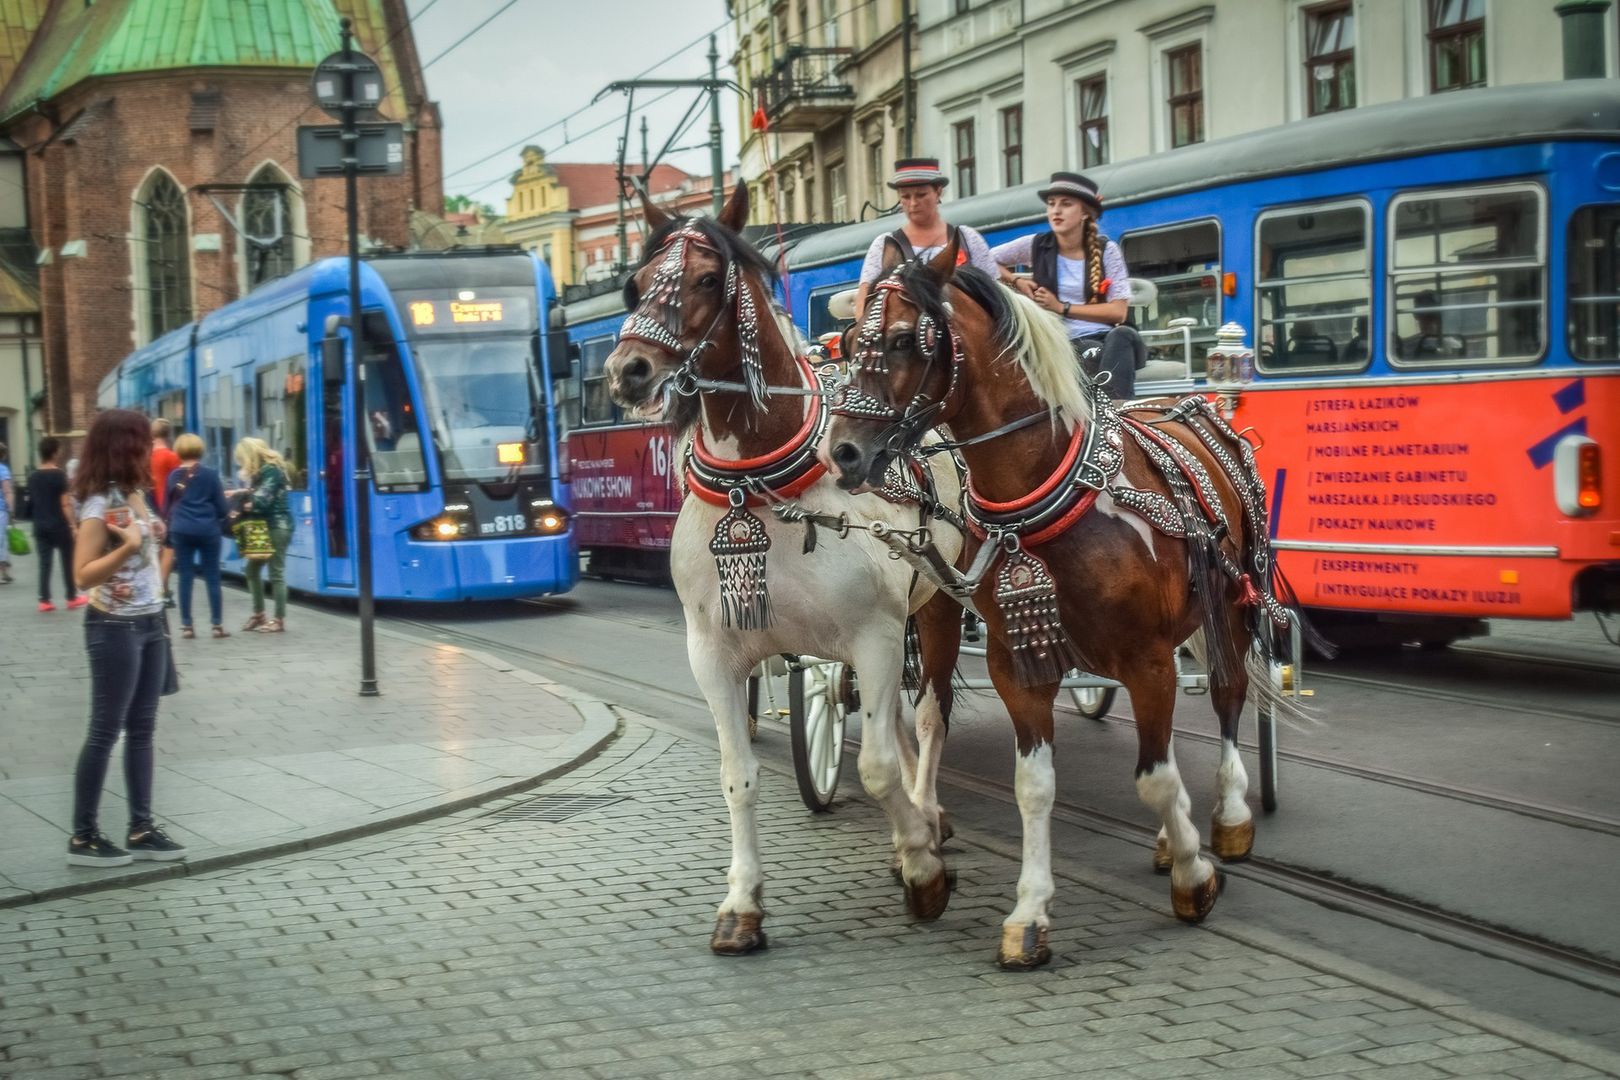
313, 341, 354, 589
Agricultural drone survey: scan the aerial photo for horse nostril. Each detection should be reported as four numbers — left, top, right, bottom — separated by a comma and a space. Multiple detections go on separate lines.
830, 442, 863, 471
623, 357, 651, 383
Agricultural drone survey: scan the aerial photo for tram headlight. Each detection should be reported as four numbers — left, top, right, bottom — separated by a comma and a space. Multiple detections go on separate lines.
410, 504, 473, 541
529, 498, 568, 535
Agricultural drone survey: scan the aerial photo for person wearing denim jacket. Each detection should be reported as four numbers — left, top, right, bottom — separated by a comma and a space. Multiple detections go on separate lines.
67, 409, 187, 867
231, 437, 294, 633
165, 433, 230, 638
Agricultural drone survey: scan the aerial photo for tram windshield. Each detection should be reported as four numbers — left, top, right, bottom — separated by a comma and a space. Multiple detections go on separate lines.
411, 334, 550, 482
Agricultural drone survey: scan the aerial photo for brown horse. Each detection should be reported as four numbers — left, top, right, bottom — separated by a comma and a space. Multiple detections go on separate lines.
824, 239, 1304, 969
603, 185, 968, 955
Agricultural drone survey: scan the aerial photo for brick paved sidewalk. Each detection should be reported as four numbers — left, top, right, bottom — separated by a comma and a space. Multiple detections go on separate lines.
0, 554, 616, 906
3, 718, 1617, 1080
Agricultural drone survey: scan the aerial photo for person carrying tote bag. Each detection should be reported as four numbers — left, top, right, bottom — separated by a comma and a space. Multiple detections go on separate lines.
229, 438, 294, 633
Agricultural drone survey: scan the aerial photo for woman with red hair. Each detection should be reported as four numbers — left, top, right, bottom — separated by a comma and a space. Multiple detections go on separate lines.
67, 408, 186, 867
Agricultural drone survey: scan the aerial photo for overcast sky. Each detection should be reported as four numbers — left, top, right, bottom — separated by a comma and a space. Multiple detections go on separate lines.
404, 0, 743, 208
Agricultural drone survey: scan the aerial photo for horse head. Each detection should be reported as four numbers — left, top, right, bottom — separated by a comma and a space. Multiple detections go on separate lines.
825, 237, 967, 491
604, 184, 774, 436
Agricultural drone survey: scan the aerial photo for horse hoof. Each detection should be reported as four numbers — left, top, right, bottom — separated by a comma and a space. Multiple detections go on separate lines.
938, 810, 955, 844
904, 866, 955, 921
710, 912, 768, 955
1152, 836, 1172, 874
1210, 817, 1255, 863
1171, 871, 1223, 924
996, 923, 1051, 970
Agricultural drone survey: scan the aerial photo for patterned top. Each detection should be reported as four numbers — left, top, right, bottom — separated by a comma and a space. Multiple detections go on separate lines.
858, 224, 999, 284
78, 488, 163, 615
245, 463, 293, 531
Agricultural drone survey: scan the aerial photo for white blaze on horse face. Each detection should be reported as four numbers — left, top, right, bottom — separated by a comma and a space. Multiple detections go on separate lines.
1006, 742, 1057, 930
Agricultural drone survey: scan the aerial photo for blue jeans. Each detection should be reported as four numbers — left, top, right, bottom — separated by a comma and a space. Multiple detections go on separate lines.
73, 609, 170, 838
172, 531, 223, 627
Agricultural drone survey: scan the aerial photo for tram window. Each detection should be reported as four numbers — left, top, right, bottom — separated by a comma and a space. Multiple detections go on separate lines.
202, 377, 235, 475
580, 336, 620, 426
1119, 221, 1221, 375
153, 390, 185, 432
1255, 201, 1370, 373
1568, 205, 1620, 362
254, 358, 308, 488
1389, 184, 1544, 366
359, 313, 427, 490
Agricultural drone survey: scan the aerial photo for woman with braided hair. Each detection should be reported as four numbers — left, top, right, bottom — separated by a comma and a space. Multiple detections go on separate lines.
991, 172, 1140, 400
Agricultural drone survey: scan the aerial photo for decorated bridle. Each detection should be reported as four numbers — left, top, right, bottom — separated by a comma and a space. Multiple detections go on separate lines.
830, 273, 965, 459
618, 224, 775, 411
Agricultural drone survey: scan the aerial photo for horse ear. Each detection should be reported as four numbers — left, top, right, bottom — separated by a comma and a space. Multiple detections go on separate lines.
926, 229, 960, 282
879, 236, 904, 275
716, 182, 749, 233
639, 190, 672, 234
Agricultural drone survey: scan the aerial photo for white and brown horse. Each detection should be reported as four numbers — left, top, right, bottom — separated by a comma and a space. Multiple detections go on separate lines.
604, 185, 966, 954
824, 240, 1308, 968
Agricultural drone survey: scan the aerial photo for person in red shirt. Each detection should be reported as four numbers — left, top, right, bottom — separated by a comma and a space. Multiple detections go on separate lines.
150, 418, 181, 606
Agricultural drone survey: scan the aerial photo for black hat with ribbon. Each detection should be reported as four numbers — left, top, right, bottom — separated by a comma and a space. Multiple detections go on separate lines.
888, 157, 949, 189
1037, 171, 1103, 215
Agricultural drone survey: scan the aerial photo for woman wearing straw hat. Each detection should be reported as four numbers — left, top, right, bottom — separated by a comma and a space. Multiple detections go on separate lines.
852, 157, 1000, 315
991, 172, 1140, 400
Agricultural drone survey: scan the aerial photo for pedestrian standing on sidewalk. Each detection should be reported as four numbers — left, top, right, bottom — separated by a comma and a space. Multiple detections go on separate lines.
31, 436, 84, 612
68, 408, 186, 867
0, 441, 14, 585
231, 437, 292, 633
165, 433, 229, 639
150, 419, 181, 609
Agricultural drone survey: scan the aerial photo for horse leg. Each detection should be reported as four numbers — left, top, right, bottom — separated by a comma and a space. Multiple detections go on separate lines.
1127, 655, 1221, 923
853, 633, 953, 922
689, 643, 768, 955
986, 637, 1061, 970
1210, 607, 1256, 863
911, 591, 962, 847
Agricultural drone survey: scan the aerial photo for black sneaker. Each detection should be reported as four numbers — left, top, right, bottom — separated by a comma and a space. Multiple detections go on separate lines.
67, 832, 133, 867
127, 824, 187, 861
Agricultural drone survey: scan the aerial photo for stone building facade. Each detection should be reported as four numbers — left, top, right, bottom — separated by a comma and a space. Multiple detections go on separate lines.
0, 0, 442, 456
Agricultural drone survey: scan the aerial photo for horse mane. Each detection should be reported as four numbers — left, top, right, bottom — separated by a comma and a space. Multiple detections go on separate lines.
637, 213, 780, 289
893, 261, 1090, 429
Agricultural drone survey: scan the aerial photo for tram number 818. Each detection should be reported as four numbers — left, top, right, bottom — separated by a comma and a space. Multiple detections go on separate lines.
480, 514, 528, 536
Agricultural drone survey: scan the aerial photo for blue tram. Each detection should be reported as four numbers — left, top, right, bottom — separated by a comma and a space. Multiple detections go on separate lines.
102, 250, 578, 602
778, 81, 1620, 643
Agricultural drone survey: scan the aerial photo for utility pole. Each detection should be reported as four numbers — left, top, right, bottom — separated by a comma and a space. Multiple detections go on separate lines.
901, 0, 914, 158
708, 35, 726, 215
615, 135, 629, 271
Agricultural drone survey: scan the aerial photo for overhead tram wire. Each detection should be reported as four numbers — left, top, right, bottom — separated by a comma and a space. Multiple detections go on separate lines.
439, 21, 732, 186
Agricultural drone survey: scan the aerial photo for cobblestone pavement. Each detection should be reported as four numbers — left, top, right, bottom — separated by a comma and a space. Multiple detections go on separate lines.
0, 555, 614, 905
3, 718, 1617, 1080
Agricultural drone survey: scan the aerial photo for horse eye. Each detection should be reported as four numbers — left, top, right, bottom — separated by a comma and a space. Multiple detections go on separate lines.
890, 333, 915, 353
698, 272, 721, 289
622, 279, 641, 309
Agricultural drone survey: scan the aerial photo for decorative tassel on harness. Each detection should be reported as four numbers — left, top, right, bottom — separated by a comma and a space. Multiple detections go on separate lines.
709, 488, 774, 630
994, 541, 1079, 686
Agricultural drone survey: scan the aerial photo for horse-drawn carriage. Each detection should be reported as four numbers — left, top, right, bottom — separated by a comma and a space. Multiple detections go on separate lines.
605, 185, 1311, 968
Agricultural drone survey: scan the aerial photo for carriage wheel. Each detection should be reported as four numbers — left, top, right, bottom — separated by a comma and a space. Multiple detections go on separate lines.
790, 661, 848, 813
1069, 685, 1116, 720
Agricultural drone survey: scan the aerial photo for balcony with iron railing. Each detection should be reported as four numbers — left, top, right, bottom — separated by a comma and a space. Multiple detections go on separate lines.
759, 45, 855, 132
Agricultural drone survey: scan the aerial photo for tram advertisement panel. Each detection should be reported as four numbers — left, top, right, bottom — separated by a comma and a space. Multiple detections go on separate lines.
566, 426, 680, 551
1236, 375, 1616, 619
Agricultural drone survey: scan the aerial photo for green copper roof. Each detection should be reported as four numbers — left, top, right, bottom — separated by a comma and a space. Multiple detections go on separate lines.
0, 0, 347, 123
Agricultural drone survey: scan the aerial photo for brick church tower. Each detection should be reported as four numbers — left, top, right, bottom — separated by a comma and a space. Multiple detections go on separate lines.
0, 0, 443, 444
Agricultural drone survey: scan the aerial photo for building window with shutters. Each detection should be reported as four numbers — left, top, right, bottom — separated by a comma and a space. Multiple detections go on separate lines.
1000, 105, 1023, 188
1429, 0, 1485, 92
953, 119, 976, 197
1078, 74, 1109, 168
1304, 2, 1356, 115
1166, 44, 1204, 148
138, 171, 192, 343
867, 136, 885, 214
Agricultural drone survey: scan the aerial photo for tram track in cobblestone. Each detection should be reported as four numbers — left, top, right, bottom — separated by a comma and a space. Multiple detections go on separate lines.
382, 606, 1620, 1000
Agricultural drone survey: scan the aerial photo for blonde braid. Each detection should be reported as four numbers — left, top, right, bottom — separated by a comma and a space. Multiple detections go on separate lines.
1085, 218, 1104, 304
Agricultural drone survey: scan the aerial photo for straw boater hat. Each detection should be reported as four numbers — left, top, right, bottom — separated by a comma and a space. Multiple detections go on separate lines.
888, 157, 949, 189
1037, 171, 1104, 216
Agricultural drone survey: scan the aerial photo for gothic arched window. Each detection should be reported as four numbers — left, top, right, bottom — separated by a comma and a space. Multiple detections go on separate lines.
243, 166, 296, 289
142, 173, 191, 338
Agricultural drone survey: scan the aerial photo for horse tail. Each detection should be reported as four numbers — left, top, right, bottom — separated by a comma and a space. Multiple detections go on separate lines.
1182, 629, 1318, 732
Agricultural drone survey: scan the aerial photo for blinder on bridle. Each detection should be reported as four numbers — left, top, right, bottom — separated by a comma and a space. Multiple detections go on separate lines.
618, 224, 767, 409
830, 271, 962, 459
